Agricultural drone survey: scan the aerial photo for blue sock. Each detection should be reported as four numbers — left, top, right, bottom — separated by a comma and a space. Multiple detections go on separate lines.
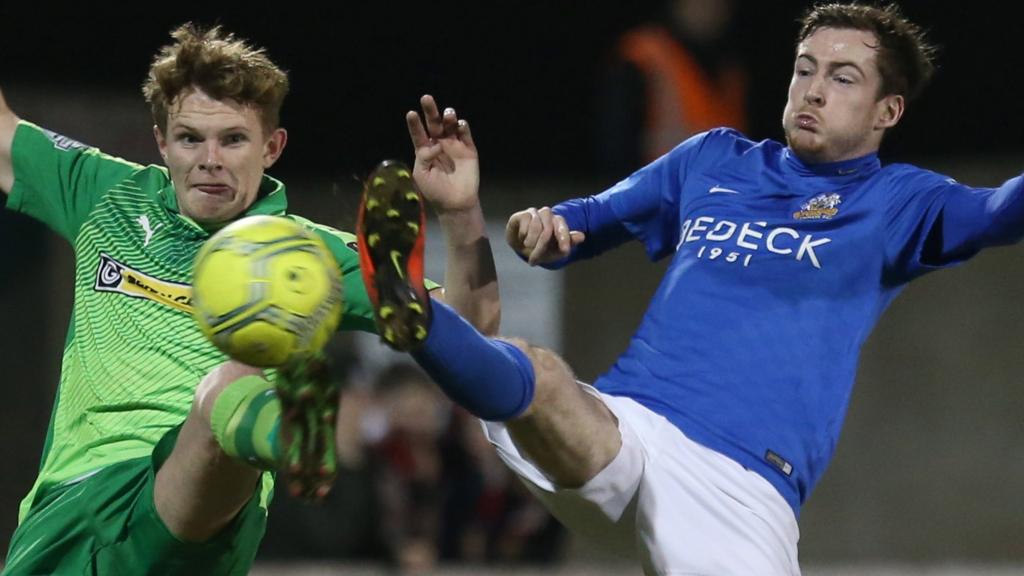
411, 300, 535, 421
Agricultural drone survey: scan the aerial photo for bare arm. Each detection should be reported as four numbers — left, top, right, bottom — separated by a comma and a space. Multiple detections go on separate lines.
435, 204, 499, 333
0, 87, 21, 194
409, 95, 500, 336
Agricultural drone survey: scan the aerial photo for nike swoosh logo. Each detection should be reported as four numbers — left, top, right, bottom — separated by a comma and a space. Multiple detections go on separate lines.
709, 186, 741, 194
390, 250, 405, 279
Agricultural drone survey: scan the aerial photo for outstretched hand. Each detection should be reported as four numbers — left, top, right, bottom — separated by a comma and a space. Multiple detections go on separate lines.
406, 94, 480, 214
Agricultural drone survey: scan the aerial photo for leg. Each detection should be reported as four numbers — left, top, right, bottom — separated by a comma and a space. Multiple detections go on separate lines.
501, 338, 622, 488
154, 356, 340, 542
154, 362, 264, 542
363, 288, 622, 487
357, 162, 620, 487
411, 305, 621, 487
3, 435, 269, 576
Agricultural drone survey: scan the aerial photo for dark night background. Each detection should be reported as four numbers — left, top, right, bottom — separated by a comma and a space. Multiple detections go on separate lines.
2, 1, 1020, 182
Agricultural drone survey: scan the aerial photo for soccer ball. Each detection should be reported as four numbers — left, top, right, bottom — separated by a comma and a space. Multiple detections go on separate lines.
192, 215, 343, 367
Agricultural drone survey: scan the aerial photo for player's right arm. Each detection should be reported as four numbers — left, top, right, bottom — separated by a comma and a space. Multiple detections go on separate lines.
507, 129, 732, 268
0, 87, 142, 242
0, 86, 21, 194
506, 206, 591, 266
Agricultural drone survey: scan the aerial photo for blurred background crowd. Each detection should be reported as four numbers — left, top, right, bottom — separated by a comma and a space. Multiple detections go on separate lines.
259, 347, 567, 573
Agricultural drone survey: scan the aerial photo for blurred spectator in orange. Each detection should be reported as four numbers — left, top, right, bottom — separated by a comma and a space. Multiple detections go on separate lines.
598, 0, 748, 174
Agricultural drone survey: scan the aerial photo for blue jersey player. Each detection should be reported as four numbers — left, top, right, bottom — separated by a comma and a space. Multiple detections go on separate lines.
357, 4, 1024, 574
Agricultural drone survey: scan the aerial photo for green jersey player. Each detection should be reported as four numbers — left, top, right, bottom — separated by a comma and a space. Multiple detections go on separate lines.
0, 24, 495, 575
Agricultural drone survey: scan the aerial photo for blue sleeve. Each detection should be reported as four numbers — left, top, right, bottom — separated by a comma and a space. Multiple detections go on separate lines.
543, 131, 720, 268
543, 196, 633, 269
885, 167, 1024, 281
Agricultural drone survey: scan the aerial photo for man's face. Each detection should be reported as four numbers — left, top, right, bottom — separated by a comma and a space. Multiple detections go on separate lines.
782, 27, 903, 163
155, 88, 286, 226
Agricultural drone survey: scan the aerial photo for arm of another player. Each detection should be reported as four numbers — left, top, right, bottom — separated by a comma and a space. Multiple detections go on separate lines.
408, 95, 500, 336
0, 87, 22, 194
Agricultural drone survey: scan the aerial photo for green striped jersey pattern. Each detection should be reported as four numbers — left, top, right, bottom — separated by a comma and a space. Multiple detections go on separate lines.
7, 122, 375, 521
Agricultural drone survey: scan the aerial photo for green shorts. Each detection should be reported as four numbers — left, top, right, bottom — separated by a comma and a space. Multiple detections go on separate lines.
3, 425, 269, 575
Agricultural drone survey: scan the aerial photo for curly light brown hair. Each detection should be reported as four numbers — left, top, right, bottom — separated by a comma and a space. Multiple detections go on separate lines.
142, 23, 289, 134
798, 3, 937, 101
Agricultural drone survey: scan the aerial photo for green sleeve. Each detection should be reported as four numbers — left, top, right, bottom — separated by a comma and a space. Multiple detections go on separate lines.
314, 225, 377, 333
290, 216, 440, 334
6, 121, 143, 242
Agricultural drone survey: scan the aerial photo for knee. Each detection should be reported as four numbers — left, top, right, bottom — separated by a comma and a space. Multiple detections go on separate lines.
498, 337, 558, 377
497, 337, 574, 407
193, 361, 265, 423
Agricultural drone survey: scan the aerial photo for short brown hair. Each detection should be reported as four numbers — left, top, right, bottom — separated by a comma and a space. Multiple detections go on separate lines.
142, 23, 289, 133
798, 3, 937, 101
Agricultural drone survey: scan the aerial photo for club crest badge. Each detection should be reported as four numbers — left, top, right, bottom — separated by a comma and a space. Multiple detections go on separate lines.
794, 193, 842, 220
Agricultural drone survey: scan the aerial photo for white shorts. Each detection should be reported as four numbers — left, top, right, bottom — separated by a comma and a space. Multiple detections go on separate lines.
481, 384, 801, 576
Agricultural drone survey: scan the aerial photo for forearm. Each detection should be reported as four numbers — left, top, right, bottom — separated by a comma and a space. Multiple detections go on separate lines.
0, 87, 21, 194
436, 203, 501, 336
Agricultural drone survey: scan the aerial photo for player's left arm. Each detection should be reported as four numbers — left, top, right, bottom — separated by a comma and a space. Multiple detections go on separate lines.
887, 168, 1024, 279
919, 174, 1024, 266
407, 95, 500, 337
506, 129, 727, 270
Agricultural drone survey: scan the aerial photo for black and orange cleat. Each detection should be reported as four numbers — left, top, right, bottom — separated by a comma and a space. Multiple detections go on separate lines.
275, 353, 338, 501
356, 160, 431, 351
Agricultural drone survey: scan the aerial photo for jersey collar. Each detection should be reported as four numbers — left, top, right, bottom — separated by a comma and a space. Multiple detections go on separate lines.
157, 173, 289, 234
782, 148, 881, 178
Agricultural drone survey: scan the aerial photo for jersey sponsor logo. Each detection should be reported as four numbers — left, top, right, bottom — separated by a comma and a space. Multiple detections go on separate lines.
136, 215, 163, 248
41, 128, 88, 151
676, 216, 831, 269
708, 185, 741, 195
794, 193, 842, 220
94, 253, 193, 313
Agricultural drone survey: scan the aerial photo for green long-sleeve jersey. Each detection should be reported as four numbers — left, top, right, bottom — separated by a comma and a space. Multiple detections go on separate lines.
6, 121, 378, 521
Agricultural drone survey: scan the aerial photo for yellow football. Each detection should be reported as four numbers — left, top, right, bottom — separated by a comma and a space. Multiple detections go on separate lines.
192, 215, 343, 367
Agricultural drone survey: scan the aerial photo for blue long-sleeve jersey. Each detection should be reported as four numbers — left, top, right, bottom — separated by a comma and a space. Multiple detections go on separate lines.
552, 129, 1024, 515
